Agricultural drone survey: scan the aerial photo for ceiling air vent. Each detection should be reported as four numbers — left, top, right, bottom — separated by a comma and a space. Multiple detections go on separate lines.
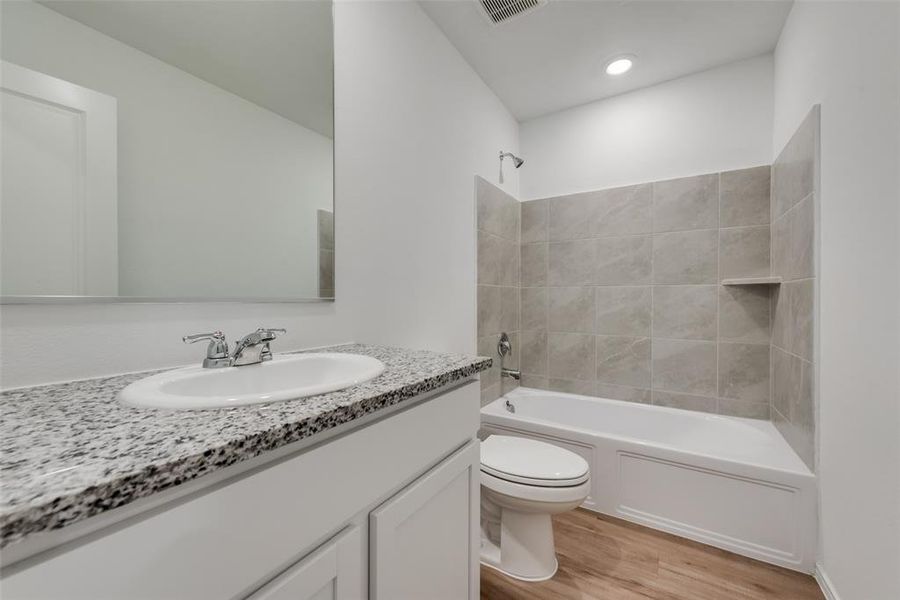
477, 0, 547, 26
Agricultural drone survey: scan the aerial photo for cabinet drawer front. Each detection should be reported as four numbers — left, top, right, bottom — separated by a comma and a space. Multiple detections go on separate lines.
247, 526, 362, 600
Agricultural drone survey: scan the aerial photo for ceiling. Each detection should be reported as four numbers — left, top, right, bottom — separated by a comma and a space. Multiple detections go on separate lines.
420, 0, 792, 122
41, 0, 334, 138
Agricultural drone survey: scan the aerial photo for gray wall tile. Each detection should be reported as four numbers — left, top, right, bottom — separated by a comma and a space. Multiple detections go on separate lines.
718, 342, 770, 402
719, 285, 770, 343
651, 390, 717, 413
652, 339, 717, 396
548, 333, 595, 381
790, 194, 815, 280
548, 240, 594, 286
773, 280, 815, 361
520, 243, 547, 287
520, 330, 548, 376
595, 286, 651, 336
476, 176, 519, 241
652, 174, 719, 232
719, 225, 770, 279
652, 285, 718, 340
521, 199, 548, 243
548, 378, 596, 396
595, 335, 651, 387
720, 166, 771, 227
592, 184, 652, 236
771, 283, 790, 351
594, 235, 652, 284
768, 106, 818, 468
481, 383, 500, 406
492, 160, 820, 427
499, 286, 519, 333
498, 238, 519, 286
594, 383, 651, 404
521, 287, 548, 331
520, 374, 549, 390
717, 398, 770, 419
771, 212, 790, 278
652, 230, 718, 284
549, 287, 595, 333
788, 279, 814, 361
477, 285, 501, 336
772, 106, 817, 219
771, 346, 799, 418
791, 359, 815, 448
549, 193, 595, 241
477, 230, 500, 285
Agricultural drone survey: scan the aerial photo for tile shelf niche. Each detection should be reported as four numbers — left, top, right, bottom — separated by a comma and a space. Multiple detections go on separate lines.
721, 276, 783, 285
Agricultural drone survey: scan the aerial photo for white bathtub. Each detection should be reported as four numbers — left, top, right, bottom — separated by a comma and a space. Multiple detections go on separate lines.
481, 387, 817, 572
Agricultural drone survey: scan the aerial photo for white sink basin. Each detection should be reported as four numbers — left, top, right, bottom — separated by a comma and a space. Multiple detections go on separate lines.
118, 353, 386, 410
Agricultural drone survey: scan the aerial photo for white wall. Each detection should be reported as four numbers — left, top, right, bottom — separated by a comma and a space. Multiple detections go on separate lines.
1, 0, 332, 299
334, 0, 518, 355
0, 0, 518, 388
773, 2, 900, 598
519, 55, 774, 199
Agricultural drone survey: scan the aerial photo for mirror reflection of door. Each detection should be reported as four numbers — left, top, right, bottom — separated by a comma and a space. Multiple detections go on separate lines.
1, 61, 118, 296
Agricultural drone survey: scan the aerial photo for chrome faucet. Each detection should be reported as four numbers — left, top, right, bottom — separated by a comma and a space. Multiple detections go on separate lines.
183, 328, 285, 368
183, 331, 232, 368
497, 332, 521, 380
232, 328, 286, 366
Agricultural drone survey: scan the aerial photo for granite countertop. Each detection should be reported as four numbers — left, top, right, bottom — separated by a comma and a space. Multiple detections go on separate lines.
0, 344, 491, 549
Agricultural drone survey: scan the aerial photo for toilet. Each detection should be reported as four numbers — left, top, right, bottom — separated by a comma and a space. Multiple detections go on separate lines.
479, 435, 591, 581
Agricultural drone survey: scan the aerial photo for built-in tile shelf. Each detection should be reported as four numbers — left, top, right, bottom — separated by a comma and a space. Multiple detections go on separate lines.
721, 276, 783, 286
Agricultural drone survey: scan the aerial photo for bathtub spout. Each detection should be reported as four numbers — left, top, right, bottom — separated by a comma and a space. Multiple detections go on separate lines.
501, 368, 521, 381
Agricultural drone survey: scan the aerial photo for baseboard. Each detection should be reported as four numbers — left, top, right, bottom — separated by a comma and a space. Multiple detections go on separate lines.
815, 564, 840, 600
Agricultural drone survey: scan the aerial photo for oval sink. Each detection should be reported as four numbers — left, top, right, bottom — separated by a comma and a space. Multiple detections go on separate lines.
118, 353, 386, 410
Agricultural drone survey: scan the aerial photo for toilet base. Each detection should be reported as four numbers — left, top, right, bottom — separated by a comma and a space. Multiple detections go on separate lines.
481, 554, 559, 582
480, 509, 560, 581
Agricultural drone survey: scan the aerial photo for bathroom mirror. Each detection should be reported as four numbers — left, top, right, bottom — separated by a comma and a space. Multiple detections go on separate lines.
0, 0, 334, 302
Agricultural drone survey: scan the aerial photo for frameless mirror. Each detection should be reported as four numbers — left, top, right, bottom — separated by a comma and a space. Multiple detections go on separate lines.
0, 0, 334, 302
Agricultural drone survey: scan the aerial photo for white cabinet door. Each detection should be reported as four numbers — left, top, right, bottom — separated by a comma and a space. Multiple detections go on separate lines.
247, 526, 363, 600
370, 440, 480, 600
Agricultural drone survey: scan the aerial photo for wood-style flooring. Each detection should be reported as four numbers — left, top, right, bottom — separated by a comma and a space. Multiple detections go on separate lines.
481, 509, 824, 600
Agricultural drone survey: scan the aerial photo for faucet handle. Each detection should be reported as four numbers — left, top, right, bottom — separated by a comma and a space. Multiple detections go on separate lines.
256, 328, 286, 340
183, 331, 232, 368
183, 331, 226, 345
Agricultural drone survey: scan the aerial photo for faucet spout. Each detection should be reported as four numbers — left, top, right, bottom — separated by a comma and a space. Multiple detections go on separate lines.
232, 328, 286, 366
501, 367, 521, 380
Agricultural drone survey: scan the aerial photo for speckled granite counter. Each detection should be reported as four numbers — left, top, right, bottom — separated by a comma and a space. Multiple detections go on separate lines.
0, 344, 490, 549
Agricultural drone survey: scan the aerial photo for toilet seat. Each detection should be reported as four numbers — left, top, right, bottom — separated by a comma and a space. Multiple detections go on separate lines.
480, 435, 589, 487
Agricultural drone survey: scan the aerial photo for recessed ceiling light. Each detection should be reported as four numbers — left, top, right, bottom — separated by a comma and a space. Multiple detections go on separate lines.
605, 56, 634, 76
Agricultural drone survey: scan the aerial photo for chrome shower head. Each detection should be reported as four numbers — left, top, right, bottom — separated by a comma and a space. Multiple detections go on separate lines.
499, 151, 525, 169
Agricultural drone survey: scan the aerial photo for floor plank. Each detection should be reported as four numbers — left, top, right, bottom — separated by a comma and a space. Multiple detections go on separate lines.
481, 509, 824, 600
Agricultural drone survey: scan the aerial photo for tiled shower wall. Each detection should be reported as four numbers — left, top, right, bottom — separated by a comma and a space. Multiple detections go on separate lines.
770, 106, 819, 469
518, 167, 775, 418
476, 177, 520, 405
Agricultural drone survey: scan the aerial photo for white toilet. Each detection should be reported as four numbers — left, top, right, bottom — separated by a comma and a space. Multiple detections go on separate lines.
479, 435, 591, 581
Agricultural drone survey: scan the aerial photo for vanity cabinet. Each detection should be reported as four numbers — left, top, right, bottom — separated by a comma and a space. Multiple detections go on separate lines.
247, 526, 363, 600
1, 381, 481, 600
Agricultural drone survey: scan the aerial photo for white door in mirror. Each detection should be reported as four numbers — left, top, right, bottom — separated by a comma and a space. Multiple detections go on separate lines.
118, 353, 386, 410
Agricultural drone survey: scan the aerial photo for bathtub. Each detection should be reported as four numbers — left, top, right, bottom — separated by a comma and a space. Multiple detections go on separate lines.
481, 387, 816, 572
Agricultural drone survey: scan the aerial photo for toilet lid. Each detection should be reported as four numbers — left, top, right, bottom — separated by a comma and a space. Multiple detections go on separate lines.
481, 435, 589, 487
